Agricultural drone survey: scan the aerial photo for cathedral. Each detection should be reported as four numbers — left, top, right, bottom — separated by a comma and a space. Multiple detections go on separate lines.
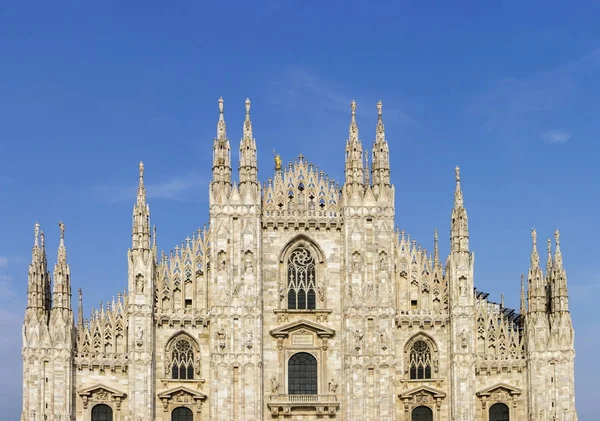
22, 98, 578, 421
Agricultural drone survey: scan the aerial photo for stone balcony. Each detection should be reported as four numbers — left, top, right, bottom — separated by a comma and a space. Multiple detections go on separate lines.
267, 394, 339, 417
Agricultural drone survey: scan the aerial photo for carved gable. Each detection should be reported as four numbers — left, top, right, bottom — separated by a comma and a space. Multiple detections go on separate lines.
158, 386, 207, 413
270, 319, 335, 339
476, 383, 522, 400
78, 384, 127, 409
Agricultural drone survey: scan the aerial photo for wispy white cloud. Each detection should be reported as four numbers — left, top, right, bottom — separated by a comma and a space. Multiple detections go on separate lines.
542, 129, 571, 144
469, 49, 600, 130
96, 173, 207, 203
267, 67, 422, 129
0, 256, 8, 268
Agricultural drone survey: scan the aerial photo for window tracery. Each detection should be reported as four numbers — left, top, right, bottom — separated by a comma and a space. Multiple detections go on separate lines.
169, 337, 197, 380
286, 246, 317, 310
409, 340, 432, 379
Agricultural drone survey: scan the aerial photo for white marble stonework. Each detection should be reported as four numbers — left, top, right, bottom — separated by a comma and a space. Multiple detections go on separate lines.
22, 99, 578, 421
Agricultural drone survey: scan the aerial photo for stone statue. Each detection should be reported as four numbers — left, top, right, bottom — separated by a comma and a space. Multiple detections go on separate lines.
328, 378, 338, 393
460, 329, 468, 349
136, 274, 144, 294
244, 252, 253, 273
136, 327, 143, 347
270, 376, 279, 393
58, 220, 65, 239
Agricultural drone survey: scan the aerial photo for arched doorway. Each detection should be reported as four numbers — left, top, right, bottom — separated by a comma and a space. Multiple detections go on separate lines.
172, 406, 193, 421
412, 405, 433, 421
91, 404, 113, 421
489, 402, 509, 421
288, 352, 317, 394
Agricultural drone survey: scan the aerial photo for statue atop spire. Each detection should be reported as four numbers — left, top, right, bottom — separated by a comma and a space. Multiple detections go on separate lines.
59, 220, 65, 240
218, 96, 224, 115
212, 96, 232, 194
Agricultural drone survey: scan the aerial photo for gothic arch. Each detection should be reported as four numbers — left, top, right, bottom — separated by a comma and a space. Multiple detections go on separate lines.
278, 236, 327, 310
165, 330, 200, 350
404, 332, 440, 378
279, 235, 325, 264
164, 332, 200, 380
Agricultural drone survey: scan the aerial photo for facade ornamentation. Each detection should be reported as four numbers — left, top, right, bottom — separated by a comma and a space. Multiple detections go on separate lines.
21, 98, 577, 421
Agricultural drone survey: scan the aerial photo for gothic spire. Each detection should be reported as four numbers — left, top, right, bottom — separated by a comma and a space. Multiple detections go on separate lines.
527, 228, 545, 313
520, 273, 526, 315
212, 97, 232, 193
433, 228, 440, 266
27, 222, 51, 313
77, 288, 84, 329
551, 229, 570, 313
344, 100, 364, 187
132, 162, 151, 250
239, 98, 258, 188
52, 220, 72, 311
450, 166, 469, 253
371, 100, 390, 187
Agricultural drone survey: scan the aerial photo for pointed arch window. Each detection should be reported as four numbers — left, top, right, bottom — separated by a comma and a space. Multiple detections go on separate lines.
409, 340, 432, 379
171, 338, 195, 380
286, 246, 317, 310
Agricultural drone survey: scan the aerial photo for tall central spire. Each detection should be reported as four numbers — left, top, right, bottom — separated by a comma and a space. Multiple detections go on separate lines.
344, 100, 364, 187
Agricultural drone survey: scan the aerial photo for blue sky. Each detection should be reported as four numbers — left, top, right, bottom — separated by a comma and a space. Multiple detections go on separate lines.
1, 1, 598, 419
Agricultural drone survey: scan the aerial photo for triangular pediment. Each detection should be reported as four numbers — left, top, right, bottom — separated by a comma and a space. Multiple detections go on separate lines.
270, 319, 335, 339
158, 385, 207, 401
78, 384, 127, 399
476, 382, 522, 397
398, 385, 446, 399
